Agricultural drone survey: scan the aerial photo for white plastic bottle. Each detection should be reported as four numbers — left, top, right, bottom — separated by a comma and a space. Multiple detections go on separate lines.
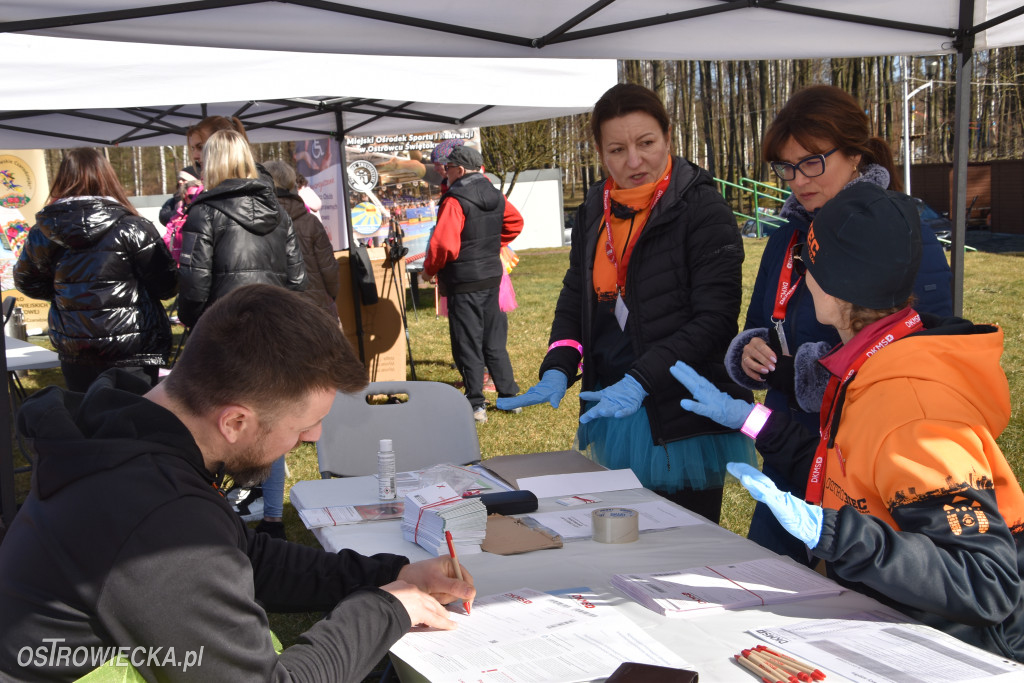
378, 438, 396, 501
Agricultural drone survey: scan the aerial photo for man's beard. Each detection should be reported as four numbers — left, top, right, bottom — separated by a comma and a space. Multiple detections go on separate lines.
224, 425, 275, 488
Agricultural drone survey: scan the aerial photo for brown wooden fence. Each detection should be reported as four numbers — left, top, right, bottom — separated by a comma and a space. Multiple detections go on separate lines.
903, 161, 1024, 235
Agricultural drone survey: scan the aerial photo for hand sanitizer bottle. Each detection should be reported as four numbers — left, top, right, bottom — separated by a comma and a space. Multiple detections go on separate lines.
378, 439, 396, 501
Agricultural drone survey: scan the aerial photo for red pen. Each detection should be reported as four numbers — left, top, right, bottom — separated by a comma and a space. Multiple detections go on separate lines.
444, 530, 471, 615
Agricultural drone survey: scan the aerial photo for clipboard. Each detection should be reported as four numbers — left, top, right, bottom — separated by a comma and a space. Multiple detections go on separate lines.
482, 450, 604, 490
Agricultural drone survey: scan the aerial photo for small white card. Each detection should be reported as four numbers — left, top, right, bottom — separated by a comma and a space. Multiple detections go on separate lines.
614, 294, 629, 330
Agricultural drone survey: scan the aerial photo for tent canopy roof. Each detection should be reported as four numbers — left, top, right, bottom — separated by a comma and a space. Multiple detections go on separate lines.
0, 35, 618, 149
3, 1, 1024, 59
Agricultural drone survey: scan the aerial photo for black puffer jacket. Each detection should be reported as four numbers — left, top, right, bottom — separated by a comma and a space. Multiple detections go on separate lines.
540, 157, 751, 445
14, 198, 178, 367
178, 178, 306, 327
276, 190, 340, 319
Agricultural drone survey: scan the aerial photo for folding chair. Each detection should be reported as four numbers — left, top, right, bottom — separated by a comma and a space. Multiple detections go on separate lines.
317, 380, 480, 478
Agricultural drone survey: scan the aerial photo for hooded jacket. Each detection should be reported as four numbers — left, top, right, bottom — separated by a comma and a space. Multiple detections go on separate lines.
178, 178, 307, 328
275, 190, 340, 319
0, 371, 411, 682
14, 198, 178, 367
540, 157, 751, 446
754, 314, 1024, 661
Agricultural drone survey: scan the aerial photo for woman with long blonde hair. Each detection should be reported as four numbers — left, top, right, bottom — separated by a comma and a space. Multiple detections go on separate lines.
177, 129, 306, 329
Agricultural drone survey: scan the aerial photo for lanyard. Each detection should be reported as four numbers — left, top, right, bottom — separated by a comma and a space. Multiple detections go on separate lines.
601, 169, 672, 295
770, 231, 803, 355
805, 308, 923, 504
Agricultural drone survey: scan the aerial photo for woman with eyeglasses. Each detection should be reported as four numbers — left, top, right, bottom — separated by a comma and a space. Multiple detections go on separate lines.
730, 85, 953, 564
671, 183, 1024, 663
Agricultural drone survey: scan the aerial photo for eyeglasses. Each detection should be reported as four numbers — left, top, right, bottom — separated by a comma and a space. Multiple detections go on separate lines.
791, 243, 807, 277
770, 148, 838, 182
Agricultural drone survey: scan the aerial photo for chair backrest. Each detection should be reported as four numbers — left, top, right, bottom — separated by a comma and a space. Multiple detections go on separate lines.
317, 380, 481, 478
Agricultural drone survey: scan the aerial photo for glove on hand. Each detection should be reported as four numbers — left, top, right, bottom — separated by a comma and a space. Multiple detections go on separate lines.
726, 462, 823, 549
578, 375, 647, 424
669, 361, 754, 429
496, 370, 568, 410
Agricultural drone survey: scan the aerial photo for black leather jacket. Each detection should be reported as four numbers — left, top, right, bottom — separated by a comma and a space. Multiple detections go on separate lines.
178, 177, 306, 327
15, 198, 178, 366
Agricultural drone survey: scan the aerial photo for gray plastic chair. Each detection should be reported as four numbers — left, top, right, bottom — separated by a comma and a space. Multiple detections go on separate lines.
317, 380, 481, 478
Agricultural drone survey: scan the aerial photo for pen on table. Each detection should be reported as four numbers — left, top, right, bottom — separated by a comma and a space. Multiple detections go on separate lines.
744, 649, 801, 682
734, 654, 779, 683
755, 646, 826, 680
444, 530, 471, 615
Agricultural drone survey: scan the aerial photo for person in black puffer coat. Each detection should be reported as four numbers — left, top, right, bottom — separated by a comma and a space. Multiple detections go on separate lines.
15, 148, 178, 392
497, 84, 756, 523
177, 129, 307, 329
264, 160, 341, 320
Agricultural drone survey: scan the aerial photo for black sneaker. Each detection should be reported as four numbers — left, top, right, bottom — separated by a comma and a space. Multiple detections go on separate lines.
254, 520, 286, 540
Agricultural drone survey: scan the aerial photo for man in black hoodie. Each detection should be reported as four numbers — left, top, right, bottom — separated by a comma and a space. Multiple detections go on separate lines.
421, 146, 523, 423
0, 284, 474, 682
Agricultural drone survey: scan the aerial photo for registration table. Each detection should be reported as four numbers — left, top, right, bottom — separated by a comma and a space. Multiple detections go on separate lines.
291, 476, 1017, 682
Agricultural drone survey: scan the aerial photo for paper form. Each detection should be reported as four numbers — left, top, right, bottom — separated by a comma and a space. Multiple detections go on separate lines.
751, 610, 1023, 682
525, 500, 705, 540
390, 587, 693, 682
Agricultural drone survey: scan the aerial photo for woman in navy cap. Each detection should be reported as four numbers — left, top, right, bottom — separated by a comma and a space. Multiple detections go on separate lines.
671, 183, 1024, 663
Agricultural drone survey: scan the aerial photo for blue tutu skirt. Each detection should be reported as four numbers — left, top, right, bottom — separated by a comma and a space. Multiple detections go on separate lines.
576, 403, 756, 493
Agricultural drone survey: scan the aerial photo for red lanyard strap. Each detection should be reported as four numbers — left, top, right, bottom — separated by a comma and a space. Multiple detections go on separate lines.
772, 231, 803, 321
805, 308, 923, 504
601, 169, 671, 295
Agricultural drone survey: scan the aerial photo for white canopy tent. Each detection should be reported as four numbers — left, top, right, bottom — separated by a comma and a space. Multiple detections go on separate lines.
2, 1, 1023, 58
0, 34, 618, 148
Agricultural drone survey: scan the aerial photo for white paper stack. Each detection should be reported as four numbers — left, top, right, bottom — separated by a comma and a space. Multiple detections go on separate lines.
611, 558, 842, 618
401, 482, 487, 556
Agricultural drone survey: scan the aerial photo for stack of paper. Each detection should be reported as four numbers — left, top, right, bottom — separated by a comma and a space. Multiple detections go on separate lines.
401, 483, 487, 556
612, 558, 842, 617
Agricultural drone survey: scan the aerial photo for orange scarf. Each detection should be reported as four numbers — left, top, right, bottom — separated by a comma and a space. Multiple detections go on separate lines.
592, 157, 672, 301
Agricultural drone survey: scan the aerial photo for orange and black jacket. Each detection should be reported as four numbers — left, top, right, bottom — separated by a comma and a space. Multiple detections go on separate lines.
756, 313, 1024, 662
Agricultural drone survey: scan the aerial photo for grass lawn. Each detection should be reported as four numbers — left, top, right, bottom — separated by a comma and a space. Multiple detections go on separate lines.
8, 238, 1024, 661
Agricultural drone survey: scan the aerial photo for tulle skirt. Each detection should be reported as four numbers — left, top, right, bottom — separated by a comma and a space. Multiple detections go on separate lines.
577, 402, 756, 493
436, 271, 517, 317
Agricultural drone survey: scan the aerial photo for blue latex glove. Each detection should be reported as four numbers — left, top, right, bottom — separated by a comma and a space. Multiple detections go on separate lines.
669, 361, 754, 429
496, 369, 568, 410
578, 375, 647, 424
727, 462, 823, 549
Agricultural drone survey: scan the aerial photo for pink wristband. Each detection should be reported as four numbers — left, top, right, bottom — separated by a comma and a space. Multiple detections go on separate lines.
548, 339, 583, 355
740, 404, 772, 439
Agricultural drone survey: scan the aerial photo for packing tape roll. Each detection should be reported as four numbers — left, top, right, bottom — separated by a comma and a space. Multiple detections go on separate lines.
591, 507, 639, 544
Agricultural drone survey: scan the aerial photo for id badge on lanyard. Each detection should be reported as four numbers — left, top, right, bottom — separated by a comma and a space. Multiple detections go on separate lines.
601, 169, 671, 332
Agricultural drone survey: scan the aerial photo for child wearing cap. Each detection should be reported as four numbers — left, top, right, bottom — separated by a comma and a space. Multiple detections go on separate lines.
670, 183, 1024, 662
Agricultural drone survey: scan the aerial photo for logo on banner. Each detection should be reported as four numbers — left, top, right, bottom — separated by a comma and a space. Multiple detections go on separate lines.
346, 160, 379, 192
0, 155, 35, 210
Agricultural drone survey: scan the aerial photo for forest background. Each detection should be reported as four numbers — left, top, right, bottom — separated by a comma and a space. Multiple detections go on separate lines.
39, 50, 1024, 210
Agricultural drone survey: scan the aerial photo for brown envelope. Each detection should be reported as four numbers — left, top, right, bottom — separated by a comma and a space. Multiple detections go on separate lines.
481, 514, 563, 555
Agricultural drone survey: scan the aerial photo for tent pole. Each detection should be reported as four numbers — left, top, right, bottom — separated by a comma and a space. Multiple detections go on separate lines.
0, 333, 14, 526
949, 0, 976, 317
334, 108, 367, 365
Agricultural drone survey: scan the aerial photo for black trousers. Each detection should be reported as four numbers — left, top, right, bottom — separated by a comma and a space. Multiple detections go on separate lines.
446, 286, 518, 410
